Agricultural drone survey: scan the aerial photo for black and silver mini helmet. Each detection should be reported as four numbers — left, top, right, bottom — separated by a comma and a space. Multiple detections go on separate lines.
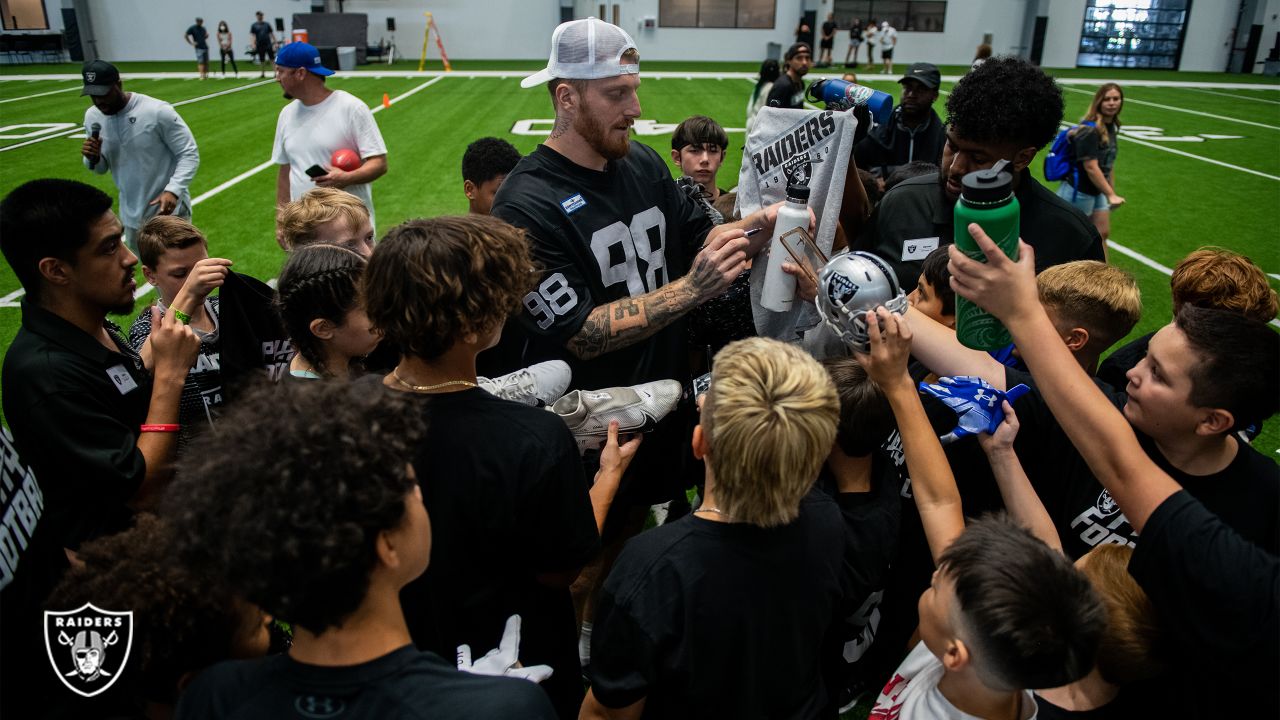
815, 251, 910, 353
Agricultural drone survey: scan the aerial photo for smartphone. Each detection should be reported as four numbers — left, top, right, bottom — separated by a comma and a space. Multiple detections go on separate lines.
692, 372, 712, 407
304, 164, 327, 179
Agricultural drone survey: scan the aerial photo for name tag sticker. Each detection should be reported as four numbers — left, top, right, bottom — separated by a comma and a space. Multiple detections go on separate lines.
902, 236, 939, 262
106, 364, 138, 395
561, 194, 586, 215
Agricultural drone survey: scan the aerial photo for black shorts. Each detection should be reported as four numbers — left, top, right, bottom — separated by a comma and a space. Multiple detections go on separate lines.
820, 39, 834, 49
882, 48, 895, 59
255, 44, 272, 61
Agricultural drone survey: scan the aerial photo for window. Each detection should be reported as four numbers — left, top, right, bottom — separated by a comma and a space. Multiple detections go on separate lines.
659, 0, 776, 28
834, 1, 947, 32
0, 0, 50, 30
1077, 0, 1190, 70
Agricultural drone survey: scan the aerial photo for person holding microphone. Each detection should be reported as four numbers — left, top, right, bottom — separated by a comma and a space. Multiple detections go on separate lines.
81, 60, 200, 251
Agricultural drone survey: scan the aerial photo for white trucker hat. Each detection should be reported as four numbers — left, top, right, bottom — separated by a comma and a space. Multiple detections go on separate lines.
520, 17, 639, 88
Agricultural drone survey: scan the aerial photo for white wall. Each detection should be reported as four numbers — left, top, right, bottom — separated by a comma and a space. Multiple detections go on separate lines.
1180, 0, 1237, 72
344, 0, 562, 62
608, 0, 803, 63
1040, 0, 1085, 69
56, 0, 1259, 70
82, 0, 306, 63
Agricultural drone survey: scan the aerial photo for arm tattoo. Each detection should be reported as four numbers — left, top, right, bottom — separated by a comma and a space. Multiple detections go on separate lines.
566, 282, 699, 361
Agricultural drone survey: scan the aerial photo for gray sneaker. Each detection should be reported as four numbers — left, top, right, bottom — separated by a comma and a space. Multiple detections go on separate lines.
549, 379, 683, 454
478, 360, 571, 407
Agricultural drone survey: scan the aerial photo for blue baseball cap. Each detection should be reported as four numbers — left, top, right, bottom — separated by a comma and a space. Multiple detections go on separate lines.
274, 42, 334, 76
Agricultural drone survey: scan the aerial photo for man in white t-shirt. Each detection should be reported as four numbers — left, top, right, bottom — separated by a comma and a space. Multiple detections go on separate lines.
271, 42, 387, 236
879, 20, 898, 75
81, 60, 200, 250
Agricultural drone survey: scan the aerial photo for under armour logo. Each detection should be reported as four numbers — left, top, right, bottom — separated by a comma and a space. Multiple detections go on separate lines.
295, 694, 345, 718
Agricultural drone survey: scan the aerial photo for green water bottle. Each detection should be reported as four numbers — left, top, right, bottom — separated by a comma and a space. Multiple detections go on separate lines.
953, 164, 1020, 350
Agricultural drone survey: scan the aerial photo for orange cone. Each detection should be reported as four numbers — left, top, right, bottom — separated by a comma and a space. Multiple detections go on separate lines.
382, 92, 391, 108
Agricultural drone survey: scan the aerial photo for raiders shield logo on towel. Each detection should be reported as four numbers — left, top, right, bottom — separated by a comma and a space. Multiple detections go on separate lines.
44, 603, 134, 698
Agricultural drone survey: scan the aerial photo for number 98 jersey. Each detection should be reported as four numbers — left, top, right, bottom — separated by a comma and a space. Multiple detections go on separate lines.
491, 141, 714, 391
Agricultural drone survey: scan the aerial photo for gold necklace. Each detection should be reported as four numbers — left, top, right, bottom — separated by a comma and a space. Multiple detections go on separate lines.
694, 506, 735, 520
392, 367, 478, 393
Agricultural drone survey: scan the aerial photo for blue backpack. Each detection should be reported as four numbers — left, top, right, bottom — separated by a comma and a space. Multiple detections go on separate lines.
1043, 121, 1095, 194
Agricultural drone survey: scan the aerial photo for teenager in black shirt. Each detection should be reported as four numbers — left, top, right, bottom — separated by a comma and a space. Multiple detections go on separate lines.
853, 56, 1103, 293
583, 338, 847, 719
167, 379, 556, 719
948, 228, 1280, 719
364, 215, 639, 718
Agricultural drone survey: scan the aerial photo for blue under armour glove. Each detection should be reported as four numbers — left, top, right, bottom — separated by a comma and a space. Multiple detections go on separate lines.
918, 376, 1031, 444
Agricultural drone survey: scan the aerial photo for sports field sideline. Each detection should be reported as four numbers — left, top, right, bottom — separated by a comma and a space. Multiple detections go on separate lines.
0, 62, 1277, 455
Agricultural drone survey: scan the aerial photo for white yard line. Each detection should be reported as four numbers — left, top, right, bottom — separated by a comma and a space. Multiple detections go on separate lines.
0, 79, 275, 154
1112, 130, 1280, 181
0, 82, 81, 104
1184, 87, 1280, 105
171, 79, 273, 107
1062, 85, 1280, 131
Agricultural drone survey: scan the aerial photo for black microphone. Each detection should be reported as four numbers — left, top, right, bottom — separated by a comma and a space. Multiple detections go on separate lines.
88, 122, 101, 169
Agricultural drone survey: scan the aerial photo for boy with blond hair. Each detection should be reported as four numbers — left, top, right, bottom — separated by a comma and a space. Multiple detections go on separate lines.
1034, 259, 1141, 373
275, 187, 375, 255
582, 337, 848, 719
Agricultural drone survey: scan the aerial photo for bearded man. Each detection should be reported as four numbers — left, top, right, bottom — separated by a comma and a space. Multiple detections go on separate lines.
490, 17, 793, 679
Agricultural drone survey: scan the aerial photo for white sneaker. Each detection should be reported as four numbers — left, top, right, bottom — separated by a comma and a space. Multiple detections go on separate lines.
549, 379, 683, 454
478, 360, 571, 407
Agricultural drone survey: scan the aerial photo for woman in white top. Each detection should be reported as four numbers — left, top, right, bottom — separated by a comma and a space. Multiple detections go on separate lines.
217, 21, 237, 77
746, 58, 780, 133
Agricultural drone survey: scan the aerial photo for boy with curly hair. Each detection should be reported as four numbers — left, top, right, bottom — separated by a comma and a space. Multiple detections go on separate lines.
365, 215, 638, 718
853, 55, 1104, 292
168, 380, 557, 719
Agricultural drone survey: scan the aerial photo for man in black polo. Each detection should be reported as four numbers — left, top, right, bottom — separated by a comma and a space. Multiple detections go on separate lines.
0, 178, 199, 713
766, 42, 812, 110
1, 179, 200, 549
854, 62, 946, 178
852, 56, 1104, 292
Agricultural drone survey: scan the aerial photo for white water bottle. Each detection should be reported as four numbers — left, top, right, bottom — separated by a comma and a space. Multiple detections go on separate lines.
760, 184, 812, 313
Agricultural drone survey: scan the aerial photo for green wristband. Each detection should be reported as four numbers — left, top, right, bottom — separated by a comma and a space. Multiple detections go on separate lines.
171, 307, 192, 325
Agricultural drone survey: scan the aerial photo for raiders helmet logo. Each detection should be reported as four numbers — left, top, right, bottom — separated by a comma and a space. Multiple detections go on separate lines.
44, 604, 134, 698
85, 72, 96, 82
826, 272, 859, 305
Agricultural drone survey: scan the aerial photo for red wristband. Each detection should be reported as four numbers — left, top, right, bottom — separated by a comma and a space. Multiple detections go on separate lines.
139, 424, 180, 433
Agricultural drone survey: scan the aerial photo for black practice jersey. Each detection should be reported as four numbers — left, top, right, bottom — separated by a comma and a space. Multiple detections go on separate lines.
491, 142, 714, 392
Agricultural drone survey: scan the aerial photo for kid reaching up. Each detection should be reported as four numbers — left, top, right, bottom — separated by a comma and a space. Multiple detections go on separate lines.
853, 307, 1105, 720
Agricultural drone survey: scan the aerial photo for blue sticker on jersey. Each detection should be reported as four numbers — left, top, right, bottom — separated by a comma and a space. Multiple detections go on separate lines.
560, 194, 587, 214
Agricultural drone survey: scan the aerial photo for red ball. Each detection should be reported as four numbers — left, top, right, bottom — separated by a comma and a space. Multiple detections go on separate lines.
330, 148, 361, 172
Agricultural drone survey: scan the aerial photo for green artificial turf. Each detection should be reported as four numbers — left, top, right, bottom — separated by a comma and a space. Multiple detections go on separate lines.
0, 65, 1276, 462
